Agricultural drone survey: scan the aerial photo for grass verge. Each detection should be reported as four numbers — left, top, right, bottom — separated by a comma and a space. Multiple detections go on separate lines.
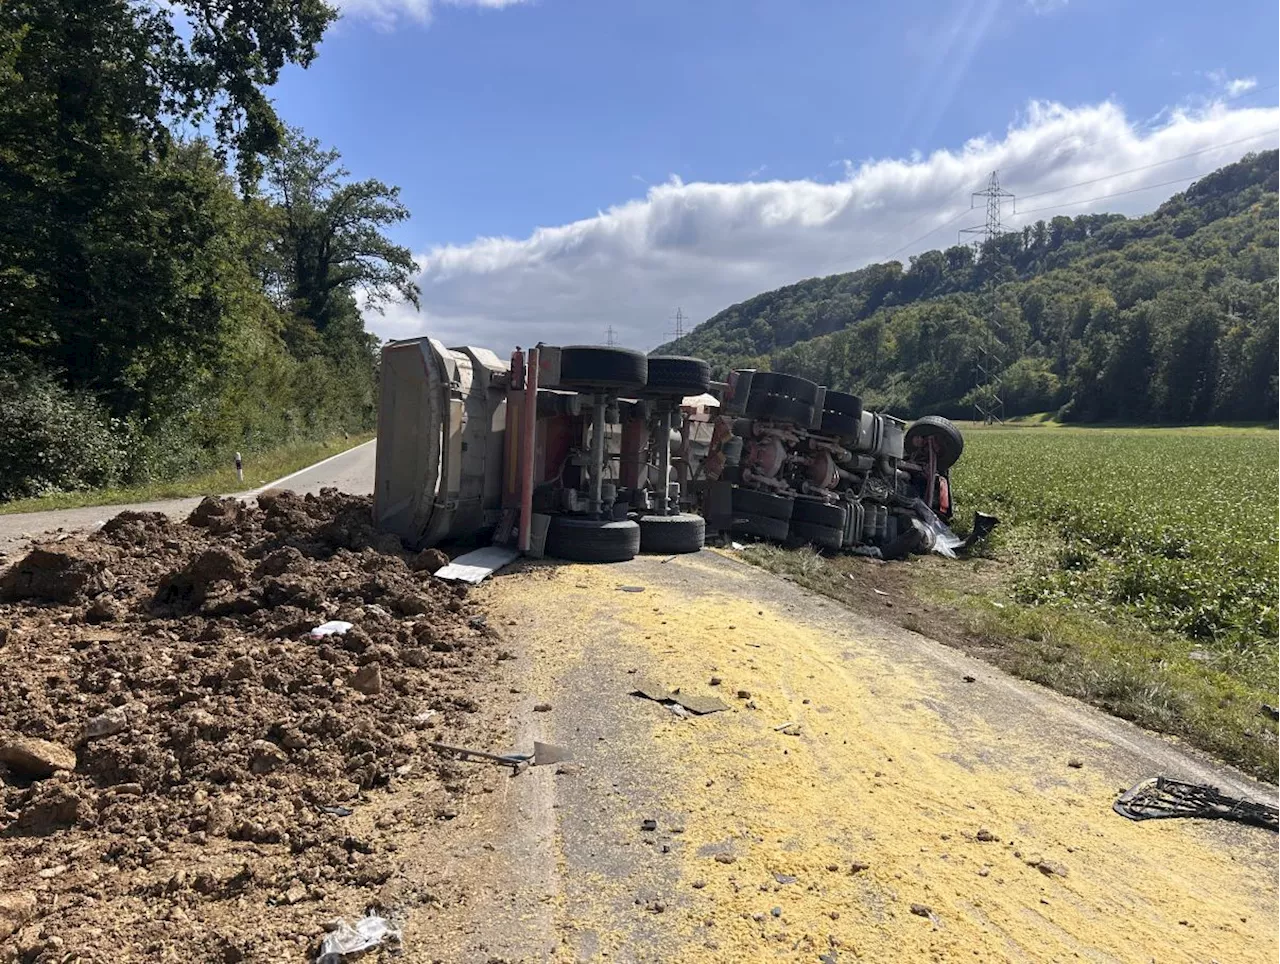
0, 432, 376, 515
734, 541, 1278, 782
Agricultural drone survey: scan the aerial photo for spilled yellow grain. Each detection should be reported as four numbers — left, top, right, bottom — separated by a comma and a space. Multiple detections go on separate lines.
490, 562, 1277, 963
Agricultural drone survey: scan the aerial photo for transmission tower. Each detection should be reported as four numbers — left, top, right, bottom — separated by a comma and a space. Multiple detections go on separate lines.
959, 171, 1015, 425
605, 325, 617, 346
666, 307, 686, 343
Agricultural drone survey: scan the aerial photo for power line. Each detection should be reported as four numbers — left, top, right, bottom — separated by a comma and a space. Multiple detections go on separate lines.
1008, 167, 1231, 221
1013, 130, 1276, 205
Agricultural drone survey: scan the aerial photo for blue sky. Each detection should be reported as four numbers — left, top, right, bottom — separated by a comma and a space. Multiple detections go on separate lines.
269, 0, 1280, 349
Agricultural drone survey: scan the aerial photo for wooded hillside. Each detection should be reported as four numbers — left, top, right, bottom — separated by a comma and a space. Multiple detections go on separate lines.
657, 151, 1279, 422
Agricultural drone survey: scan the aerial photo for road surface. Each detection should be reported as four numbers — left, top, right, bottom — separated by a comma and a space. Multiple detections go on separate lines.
426, 552, 1277, 963
0, 438, 377, 552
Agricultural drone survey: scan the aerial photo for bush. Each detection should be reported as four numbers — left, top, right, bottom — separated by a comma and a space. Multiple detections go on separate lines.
0, 367, 128, 500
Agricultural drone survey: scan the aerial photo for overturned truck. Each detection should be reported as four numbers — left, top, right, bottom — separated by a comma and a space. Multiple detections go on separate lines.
373, 338, 992, 564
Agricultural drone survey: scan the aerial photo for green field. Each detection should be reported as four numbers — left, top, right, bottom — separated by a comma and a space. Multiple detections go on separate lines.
956, 426, 1278, 666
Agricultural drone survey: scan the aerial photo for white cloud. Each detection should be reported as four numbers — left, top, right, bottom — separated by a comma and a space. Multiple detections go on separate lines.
334, 0, 525, 27
1227, 77, 1258, 97
370, 100, 1279, 354
1025, 0, 1068, 13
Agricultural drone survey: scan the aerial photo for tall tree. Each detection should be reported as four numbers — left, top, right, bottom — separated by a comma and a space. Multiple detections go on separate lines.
264, 129, 421, 340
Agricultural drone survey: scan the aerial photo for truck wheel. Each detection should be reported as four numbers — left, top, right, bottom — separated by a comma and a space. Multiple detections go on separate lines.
644, 356, 711, 397
822, 390, 863, 418
747, 371, 819, 406
638, 513, 705, 553
559, 346, 648, 392
791, 497, 847, 528
788, 520, 845, 551
904, 415, 964, 470
732, 514, 790, 542
545, 516, 641, 562
731, 487, 794, 521
744, 394, 814, 426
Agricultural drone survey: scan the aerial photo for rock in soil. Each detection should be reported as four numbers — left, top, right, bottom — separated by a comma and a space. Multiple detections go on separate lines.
0, 738, 76, 777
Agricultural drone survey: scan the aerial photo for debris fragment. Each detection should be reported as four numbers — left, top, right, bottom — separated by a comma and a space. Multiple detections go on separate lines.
310, 620, 353, 638
909, 903, 935, 920
641, 819, 657, 831
84, 706, 129, 740
316, 913, 402, 964
618, 585, 645, 593
631, 684, 729, 715
774, 722, 801, 736
872, 588, 889, 597
1067, 758, 1083, 769
533, 702, 553, 712
1113, 776, 1278, 831
773, 873, 797, 885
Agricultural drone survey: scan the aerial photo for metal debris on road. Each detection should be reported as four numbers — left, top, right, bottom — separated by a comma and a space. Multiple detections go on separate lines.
432, 546, 519, 584
316, 805, 354, 818
427, 740, 571, 772
631, 683, 730, 716
1113, 776, 1278, 832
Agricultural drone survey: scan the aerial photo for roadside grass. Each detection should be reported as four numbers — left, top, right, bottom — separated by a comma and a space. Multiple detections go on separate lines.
731, 424, 1280, 781
0, 432, 376, 515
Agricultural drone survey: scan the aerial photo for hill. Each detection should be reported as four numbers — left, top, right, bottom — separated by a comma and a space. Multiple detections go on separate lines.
656, 151, 1279, 423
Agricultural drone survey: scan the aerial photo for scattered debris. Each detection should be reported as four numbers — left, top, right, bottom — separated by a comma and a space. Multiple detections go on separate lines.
618, 585, 646, 593
310, 620, 353, 638
641, 819, 658, 831
631, 683, 729, 715
962, 675, 976, 683
316, 912, 402, 963
774, 722, 802, 736
317, 805, 354, 818
1114, 776, 1278, 831
432, 546, 519, 584
872, 588, 890, 597
909, 903, 936, 920
426, 740, 570, 771
773, 873, 797, 885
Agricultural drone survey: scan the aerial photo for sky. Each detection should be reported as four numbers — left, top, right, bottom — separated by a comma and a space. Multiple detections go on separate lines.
268, 0, 1280, 353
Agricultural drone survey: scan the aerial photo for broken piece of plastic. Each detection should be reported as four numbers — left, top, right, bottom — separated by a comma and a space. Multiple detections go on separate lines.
316, 913, 401, 963
310, 620, 354, 638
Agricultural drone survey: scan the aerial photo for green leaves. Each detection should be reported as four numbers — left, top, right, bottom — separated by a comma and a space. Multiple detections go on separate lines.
958, 428, 1279, 661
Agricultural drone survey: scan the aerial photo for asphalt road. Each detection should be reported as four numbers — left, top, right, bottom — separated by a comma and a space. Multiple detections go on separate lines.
0, 438, 377, 553
437, 551, 1278, 963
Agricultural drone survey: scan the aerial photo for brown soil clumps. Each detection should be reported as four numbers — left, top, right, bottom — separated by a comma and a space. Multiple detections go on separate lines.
0, 489, 507, 962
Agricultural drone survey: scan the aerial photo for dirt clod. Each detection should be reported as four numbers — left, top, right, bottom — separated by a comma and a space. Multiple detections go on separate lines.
0, 737, 76, 777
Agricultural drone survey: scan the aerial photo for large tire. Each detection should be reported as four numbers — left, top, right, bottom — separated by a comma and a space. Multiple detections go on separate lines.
545, 516, 641, 563
791, 497, 847, 528
747, 371, 819, 406
822, 391, 863, 418
731, 514, 790, 542
638, 513, 704, 554
744, 394, 814, 426
904, 415, 964, 470
644, 356, 711, 397
788, 520, 845, 551
731, 487, 794, 521
559, 346, 648, 392
818, 409, 860, 440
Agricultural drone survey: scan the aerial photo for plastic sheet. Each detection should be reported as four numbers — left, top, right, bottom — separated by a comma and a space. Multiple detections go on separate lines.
316, 913, 401, 963
911, 499, 964, 558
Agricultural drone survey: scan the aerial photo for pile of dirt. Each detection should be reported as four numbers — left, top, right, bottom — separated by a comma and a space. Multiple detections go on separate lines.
0, 490, 508, 962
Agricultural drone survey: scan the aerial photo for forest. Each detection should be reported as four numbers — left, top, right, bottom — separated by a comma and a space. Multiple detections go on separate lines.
658, 151, 1279, 423
0, 0, 418, 501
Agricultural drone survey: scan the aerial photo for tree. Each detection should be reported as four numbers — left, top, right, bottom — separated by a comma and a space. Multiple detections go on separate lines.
265, 130, 421, 338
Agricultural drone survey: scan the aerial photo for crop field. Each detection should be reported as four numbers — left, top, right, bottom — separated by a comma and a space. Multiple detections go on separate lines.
953, 426, 1278, 675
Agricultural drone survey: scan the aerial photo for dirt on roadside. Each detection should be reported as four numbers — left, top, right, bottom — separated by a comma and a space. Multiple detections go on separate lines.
0, 490, 510, 963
